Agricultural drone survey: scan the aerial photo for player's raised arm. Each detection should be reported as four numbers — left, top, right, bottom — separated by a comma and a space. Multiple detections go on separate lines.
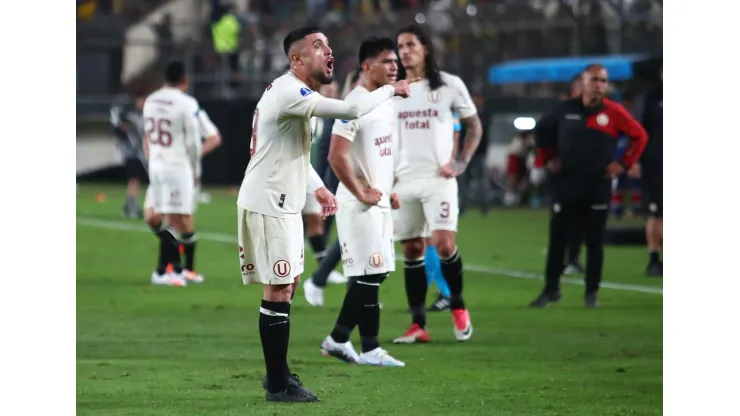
311, 85, 394, 120
312, 78, 417, 120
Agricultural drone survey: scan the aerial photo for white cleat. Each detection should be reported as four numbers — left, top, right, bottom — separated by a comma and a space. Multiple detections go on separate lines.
327, 270, 349, 284
303, 278, 324, 307
320, 336, 360, 363
151, 271, 187, 287
184, 269, 205, 284
358, 347, 405, 367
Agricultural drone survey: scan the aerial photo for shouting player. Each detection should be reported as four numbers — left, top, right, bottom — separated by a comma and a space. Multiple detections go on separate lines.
141, 62, 205, 287
236, 27, 414, 403
391, 25, 483, 344
319, 36, 407, 367
143, 92, 222, 286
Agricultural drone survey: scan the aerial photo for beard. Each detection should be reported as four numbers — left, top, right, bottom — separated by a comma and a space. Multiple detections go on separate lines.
316, 72, 334, 85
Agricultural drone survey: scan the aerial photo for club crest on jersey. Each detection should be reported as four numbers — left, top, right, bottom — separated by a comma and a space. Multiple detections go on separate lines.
300, 87, 313, 97
340, 119, 350, 124
428, 91, 441, 103
596, 113, 609, 126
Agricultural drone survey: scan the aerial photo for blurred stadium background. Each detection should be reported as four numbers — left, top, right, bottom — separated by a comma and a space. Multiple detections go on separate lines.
76, 1, 663, 414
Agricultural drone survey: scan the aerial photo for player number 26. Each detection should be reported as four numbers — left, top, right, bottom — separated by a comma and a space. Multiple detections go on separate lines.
145, 117, 173, 147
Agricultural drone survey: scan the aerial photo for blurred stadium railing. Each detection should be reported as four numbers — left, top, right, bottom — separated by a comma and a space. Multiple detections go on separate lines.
77, 0, 662, 209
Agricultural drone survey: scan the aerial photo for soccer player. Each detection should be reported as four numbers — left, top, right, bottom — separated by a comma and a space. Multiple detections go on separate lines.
301, 84, 348, 289
303, 71, 365, 307
425, 112, 461, 312
391, 25, 482, 344
236, 27, 413, 402
142, 98, 222, 285
318, 36, 406, 367
141, 61, 205, 287
110, 92, 147, 218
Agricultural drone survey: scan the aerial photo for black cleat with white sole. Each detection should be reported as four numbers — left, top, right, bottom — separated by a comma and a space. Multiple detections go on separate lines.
427, 294, 451, 312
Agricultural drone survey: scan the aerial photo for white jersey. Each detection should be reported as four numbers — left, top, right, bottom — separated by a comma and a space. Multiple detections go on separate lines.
143, 87, 202, 175
331, 86, 397, 209
237, 73, 323, 218
394, 71, 477, 179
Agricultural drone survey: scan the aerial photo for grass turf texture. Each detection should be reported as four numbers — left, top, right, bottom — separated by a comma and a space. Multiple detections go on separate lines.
76, 184, 662, 415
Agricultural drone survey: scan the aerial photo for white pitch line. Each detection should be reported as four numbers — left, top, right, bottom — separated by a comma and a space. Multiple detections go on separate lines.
76, 216, 662, 295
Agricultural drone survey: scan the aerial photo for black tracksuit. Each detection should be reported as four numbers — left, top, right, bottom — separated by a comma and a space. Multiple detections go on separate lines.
535, 97, 648, 295
633, 87, 663, 218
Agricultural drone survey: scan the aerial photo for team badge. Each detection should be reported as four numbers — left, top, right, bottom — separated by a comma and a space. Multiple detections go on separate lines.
369, 253, 384, 268
428, 91, 441, 103
596, 113, 609, 126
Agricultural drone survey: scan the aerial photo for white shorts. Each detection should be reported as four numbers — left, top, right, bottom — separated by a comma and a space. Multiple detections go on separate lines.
336, 201, 396, 277
146, 171, 196, 215
302, 192, 322, 215
237, 208, 305, 285
392, 177, 459, 240
144, 182, 200, 214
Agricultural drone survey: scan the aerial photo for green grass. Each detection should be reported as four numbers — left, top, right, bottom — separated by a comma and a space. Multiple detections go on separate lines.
76, 184, 662, 415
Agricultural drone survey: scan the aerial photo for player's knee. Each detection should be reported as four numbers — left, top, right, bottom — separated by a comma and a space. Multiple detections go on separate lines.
401, 238, 425, 259
263, 283, 293, 302
432, 235, 456, 258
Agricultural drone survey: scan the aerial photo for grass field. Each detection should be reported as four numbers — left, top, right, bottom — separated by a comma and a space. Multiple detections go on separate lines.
76, 183, 662, 416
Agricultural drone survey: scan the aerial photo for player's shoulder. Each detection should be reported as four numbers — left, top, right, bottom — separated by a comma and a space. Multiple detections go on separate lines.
273, 73, 315, 96
439, 71, 466, 89
439, 70, 463, 84
603, 98, 628, 115
345, 86, 368, 101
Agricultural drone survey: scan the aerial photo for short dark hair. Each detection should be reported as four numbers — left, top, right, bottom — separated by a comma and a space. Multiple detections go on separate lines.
358, 36, 396, 65
164, 61, 186, 84
283, 26, 322, 56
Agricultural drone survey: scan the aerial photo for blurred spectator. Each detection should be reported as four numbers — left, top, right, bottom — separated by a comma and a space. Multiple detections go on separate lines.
78, 0, 98, 21
340, 67, 362, 99
306, 0, 330, 23
110, 92, 147, 219
211, 2, 244, 96
503, 130, 535, 206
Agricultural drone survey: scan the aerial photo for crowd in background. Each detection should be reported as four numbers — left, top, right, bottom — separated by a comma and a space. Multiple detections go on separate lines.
77, 0, 662, 99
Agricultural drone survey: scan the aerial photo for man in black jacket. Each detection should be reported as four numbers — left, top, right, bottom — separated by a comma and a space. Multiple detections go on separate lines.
530, 64, 648, 308
630, 67, 663, 277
